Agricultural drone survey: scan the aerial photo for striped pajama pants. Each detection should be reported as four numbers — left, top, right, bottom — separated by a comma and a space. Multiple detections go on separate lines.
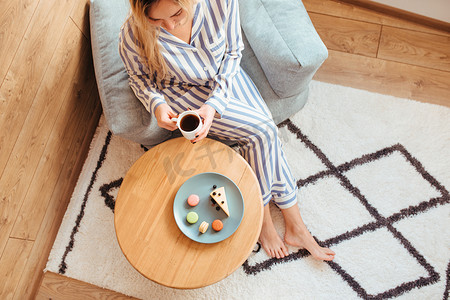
166, 69, 298, 209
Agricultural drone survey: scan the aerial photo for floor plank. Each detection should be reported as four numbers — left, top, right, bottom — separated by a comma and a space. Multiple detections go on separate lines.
70, 0, 91, 40
315, 49, 450, 107
0, 0, 75, 176
378, 26, 450, 72
10, 24, 94, 240
13, 92, 102, 300
0, 19, 87, 256
310, 12, 381, 57
36, 272, 137, 300
0, 238, 34, 300
0, 0, 39, 83
0, 0, 100, 298
339, 0, 450, 33
303, 0, 450, 37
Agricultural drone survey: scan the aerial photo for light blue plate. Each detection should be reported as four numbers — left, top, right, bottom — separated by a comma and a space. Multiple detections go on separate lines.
173, 172, 244, 244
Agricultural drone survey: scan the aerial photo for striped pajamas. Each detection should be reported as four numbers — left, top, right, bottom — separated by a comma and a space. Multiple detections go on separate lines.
119, 0, 297, 208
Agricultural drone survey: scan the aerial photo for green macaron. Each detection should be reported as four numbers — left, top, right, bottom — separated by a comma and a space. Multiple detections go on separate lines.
186, 212, 199, 224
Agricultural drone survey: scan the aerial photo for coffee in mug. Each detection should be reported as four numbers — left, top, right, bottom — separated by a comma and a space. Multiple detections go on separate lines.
171, 111, 202, 140
180, 114, 200, 132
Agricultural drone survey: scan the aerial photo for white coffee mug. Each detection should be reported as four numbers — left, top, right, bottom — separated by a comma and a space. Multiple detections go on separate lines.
171, 111, 203, 140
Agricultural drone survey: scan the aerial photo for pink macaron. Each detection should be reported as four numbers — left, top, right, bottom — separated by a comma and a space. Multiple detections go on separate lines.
187, 194, 200, 207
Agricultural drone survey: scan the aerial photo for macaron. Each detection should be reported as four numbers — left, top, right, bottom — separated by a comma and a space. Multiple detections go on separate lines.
186, 212, 199, 224
187, 194, 200, 207
212, 219, 223, 232
199, 221, 209, 233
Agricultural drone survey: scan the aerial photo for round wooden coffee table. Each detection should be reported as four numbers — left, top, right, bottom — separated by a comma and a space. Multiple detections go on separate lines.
114, 137, 263, 289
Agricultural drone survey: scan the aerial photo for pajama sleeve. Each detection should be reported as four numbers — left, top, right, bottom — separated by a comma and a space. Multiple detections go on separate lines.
205, 0, 244, 117
119, 22, 166, 116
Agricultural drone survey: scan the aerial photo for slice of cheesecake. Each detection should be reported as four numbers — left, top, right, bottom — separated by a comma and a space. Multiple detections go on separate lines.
210, 186, 230, 217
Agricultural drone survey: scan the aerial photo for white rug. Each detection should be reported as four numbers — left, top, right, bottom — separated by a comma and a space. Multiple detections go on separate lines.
45, 80, 450, 299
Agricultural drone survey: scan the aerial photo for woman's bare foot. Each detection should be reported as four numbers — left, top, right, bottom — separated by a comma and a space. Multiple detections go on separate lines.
259, 204, 289, 259
282, 205, 335, 261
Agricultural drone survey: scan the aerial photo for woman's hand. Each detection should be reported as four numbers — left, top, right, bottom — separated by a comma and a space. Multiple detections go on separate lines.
191, 104, 216, 143
154, 103, 178, 131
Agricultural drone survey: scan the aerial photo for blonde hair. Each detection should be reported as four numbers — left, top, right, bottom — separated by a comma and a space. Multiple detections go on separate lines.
128, 0, 194, 79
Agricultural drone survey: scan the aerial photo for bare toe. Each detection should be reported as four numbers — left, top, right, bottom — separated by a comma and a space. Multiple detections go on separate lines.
311, 247, 335, 261
325, 248, 335, 256
263, 245, 274, 258
277, 247, 287, 259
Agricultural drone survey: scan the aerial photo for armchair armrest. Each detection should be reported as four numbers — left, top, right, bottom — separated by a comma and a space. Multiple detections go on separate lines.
239, 0, 328, 98
90, 0, 171, 146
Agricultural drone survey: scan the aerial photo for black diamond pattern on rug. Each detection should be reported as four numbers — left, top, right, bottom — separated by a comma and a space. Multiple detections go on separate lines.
99, 178, 123, 212
241, 119, 448, 299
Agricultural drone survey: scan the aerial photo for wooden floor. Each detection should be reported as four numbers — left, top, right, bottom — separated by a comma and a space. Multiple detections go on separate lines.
0, 0, 449, 299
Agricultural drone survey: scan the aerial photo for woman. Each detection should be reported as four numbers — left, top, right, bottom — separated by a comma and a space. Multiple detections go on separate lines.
119, 0, 335, 260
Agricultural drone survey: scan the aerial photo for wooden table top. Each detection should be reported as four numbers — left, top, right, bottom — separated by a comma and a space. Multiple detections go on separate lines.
114, 137, 263, 289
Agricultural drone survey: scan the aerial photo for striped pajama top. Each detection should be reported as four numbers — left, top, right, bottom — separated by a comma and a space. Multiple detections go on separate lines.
119, 0, 247, 118
119, 0, 299, 208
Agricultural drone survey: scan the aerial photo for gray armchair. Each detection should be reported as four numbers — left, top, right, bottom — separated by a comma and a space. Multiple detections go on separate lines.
90, 0, 327, 147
